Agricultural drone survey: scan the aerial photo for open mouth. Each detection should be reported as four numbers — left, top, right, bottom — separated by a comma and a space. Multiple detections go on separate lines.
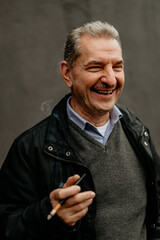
91, 88, 115, 95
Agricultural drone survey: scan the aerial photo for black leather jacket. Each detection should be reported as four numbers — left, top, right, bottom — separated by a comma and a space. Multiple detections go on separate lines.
0, 94, 160, 240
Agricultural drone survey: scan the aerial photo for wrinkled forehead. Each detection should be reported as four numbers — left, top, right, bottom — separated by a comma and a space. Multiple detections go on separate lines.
76, 35, 122, 62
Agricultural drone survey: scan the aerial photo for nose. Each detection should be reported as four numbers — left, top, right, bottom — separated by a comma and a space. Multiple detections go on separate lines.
100, 67, 116, 87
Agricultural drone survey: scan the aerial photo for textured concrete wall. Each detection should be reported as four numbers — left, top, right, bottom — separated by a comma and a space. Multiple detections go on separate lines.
0, 0, 160, 166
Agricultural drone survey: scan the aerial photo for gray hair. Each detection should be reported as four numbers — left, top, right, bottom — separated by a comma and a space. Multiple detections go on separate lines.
64, 21, 121, 67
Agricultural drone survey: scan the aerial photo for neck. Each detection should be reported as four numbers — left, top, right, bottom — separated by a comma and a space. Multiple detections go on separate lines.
70, 100, 110, 127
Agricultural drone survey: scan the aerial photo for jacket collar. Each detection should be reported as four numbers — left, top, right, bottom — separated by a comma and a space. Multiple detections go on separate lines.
44, 93, 81, 162
117, 103, 145, 139
44, 95, 150, 163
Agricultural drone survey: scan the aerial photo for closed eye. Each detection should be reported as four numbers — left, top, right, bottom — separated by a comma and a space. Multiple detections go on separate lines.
86, 66, 103, 72
113, 60, 124, 70
113, 65, 123, 71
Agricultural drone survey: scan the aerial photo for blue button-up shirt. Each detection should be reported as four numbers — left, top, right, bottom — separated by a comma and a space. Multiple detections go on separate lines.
67, 97, 122, 144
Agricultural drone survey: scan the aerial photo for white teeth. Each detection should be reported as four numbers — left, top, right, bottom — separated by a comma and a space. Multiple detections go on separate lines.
98, 90, 113, 94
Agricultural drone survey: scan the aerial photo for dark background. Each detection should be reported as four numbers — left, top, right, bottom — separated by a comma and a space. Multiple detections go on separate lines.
0, 0, 160, 167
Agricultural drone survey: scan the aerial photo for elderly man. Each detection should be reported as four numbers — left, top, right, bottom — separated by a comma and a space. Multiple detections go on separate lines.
0, 21, 160, 240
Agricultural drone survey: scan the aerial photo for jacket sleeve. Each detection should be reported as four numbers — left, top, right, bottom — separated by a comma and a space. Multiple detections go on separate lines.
0, 137, 79, 239
148, 134, 160, 240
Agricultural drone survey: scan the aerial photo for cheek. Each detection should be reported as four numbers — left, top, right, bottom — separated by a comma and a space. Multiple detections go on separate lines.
117, 73, 125, 86
73, 71, 100, 90
117, 78, 124, 96
84, 75, 99, 89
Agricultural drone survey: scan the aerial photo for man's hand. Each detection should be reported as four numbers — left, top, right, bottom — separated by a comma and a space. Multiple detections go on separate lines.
49, 174, 95, 226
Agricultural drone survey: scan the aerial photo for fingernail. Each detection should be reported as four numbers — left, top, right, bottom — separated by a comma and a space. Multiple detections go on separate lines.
90, 192, 96, 197
74, 185, 81, 191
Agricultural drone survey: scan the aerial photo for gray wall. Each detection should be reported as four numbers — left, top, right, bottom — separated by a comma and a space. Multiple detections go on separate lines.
1, 0, 160, 166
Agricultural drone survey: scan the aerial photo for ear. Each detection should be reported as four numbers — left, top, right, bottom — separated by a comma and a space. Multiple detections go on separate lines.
60, 61, 73, 88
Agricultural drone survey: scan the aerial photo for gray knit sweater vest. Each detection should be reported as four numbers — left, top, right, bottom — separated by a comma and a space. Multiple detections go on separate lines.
68, 119, 147, 240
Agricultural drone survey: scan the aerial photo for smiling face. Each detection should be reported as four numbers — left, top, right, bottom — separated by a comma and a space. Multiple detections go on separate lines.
61, 35, 125, 126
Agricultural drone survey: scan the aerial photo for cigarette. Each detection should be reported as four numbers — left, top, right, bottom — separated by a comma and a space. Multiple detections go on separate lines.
47, 173, 86, 220
47, 203, 61, 220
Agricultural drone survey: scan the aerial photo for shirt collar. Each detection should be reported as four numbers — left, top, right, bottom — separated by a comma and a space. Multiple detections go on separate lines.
67, 96, 122, 130
67, 97, 87, 130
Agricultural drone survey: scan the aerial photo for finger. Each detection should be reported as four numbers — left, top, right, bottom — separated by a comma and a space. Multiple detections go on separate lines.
65, 198, 94, 214
63, 174, 80, 188
64, 191, 95, 207
50, 185, 81, 202
67, 205, 90, 226
58, 199, 93, 226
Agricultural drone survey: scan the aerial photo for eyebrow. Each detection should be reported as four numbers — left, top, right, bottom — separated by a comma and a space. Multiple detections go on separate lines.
84, 61, 103, 67
84, 59, 124, 67
116, 60, 124, 65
